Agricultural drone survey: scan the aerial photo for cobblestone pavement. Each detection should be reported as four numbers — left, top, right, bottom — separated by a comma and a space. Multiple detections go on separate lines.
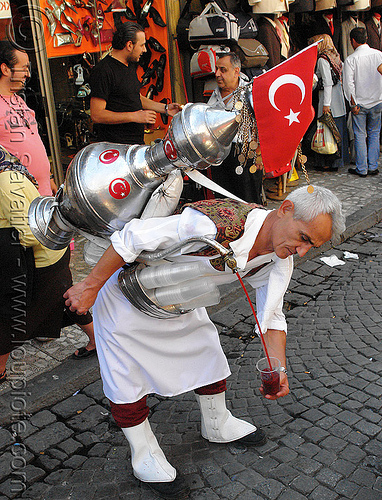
1, 218, 381, 499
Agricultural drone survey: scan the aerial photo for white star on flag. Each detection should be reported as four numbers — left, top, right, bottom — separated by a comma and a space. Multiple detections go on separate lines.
285, 109, 300, 126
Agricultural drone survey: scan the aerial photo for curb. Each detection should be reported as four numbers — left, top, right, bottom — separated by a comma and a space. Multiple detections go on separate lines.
1, 196, 382, 426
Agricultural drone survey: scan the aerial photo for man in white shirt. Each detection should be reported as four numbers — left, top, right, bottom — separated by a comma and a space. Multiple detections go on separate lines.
64, 186, 345, 499
343, 27, 382, 177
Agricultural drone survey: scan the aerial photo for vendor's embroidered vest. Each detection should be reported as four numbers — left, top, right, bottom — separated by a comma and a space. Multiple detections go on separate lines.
182, 198, 265, 271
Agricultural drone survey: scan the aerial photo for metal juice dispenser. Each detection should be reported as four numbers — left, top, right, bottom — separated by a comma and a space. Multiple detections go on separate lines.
29, 103, 241, 250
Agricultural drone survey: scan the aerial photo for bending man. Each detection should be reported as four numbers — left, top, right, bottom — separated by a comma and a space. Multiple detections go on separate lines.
64, 186, 345, 499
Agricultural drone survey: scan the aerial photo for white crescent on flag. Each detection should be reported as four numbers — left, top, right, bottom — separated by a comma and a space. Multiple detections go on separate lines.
268, 74, 306, 112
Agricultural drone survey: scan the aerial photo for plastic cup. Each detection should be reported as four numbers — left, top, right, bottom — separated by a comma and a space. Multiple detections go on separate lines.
256, 357, 281, 396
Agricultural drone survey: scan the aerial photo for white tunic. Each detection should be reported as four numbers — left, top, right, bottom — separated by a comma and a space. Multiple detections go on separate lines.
94, 207, 293, 404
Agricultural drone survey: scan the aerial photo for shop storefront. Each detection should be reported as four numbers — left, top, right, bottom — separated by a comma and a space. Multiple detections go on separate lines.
6, 0, 186, 184
5, 0, 381, 187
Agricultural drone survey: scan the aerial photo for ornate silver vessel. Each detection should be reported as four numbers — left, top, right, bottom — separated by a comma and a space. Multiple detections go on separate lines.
29, 103, 241, 249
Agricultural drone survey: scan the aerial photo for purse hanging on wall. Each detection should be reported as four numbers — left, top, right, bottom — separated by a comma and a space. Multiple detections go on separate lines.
188, 1, 240, 47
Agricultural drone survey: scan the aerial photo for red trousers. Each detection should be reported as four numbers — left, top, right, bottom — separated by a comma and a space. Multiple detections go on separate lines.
110, 379, 227, 428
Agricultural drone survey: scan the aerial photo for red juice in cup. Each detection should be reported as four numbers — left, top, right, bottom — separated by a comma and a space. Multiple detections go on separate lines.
261, 368, 280, 396
256, 356, 281, 396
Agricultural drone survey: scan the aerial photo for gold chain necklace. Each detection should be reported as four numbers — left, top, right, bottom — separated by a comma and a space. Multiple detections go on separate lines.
0, 93, 34, 134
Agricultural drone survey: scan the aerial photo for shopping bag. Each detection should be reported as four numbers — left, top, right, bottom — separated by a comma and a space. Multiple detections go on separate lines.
311, 120, 338, 155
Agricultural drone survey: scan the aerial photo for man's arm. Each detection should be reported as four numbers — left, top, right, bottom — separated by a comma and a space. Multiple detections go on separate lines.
261, 329, 289, 400
64, 210, 216, 314
378, 62, 382, 75
64, 245, 125, 314
140, 95, 181, 117
342, 59, 359, 114
90, 97, 157, 124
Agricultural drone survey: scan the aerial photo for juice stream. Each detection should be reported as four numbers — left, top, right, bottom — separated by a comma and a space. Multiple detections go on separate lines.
235, 270, 273, 371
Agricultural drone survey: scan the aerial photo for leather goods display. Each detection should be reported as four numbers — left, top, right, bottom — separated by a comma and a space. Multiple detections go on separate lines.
147, 36, 166, 53
233, 39, 269, 68
190, 45, 231, 78
188, 2, 240, 46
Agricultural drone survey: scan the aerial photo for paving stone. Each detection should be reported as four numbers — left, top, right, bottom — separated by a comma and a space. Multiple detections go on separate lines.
21, 482, 51, 498
0, 429, 15, 451
354, 487, 382, 500
75, 431, 101, 447
268, 464, 299, 486
66, 404, 110, 432
332, 458, 357, 476
303, 426, 330, 443
340, 444, 367, 464
29, 410, 56, 429
0, 477, 25, 499
48, 448, 68, 461
335, 479, 361, 498
44, 468, 73, 485
234, 469, 265, 488
291, 474, 319, 495
215, 480, 246, 499
278, 490, 308, 500
40, 484, 73, 499
292, 456, 322, 475
36, 454, 60, 472
81, 379, 105, 402
51, 395, 98, 420
24, 464, 45, 485
320, 435, 347, 452
350, 468, 376, 487
56, 437, 83, 456
24, 422, 73, 454
315, 467, 343, 487
310, 484, 339, 500
270, 447, 298, 463
296, 442, 320, 458
354, 419, 381, 437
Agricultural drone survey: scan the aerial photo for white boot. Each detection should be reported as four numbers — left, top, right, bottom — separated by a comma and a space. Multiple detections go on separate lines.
122, 418, 176, 482
195, 392, 258, 443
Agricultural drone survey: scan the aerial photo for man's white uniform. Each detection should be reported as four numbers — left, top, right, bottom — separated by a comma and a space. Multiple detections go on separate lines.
93, 206, 293, 404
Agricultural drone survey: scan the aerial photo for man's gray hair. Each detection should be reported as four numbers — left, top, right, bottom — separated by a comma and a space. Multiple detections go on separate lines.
286, 185, 345, 241
218, 52, 241, 70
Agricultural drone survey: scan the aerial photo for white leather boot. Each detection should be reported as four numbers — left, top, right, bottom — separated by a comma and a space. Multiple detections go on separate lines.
196, 391, 264, 444
122, 418, 176, 482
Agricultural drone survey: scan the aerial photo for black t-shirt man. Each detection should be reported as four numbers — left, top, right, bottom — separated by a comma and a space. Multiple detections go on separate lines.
90, 55, 145, 144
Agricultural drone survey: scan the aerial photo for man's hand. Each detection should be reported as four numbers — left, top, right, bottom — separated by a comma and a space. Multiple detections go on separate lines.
351, 105, 360, 115
322, 106, 331, 114
259, 372, 289, 400
167, 103, 182, 117
64, 279, 99, 315
134, 110, 157, 124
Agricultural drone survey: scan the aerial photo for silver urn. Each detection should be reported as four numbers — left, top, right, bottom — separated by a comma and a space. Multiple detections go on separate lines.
29, 103, 241, 250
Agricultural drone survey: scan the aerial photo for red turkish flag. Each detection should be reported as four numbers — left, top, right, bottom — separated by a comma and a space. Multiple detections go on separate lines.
252, 43, 318, 174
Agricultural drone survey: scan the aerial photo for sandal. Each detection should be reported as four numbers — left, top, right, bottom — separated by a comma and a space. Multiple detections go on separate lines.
71, 346, 97, 360
0, 369, 7, 384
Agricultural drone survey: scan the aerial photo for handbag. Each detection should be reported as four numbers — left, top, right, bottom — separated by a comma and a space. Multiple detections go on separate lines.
176, 0, 200, 50
235, 11, 258, 38
190, 44, 230, 78
188, 2, 240, 46
311, 120, 338, 155
232, 39, 268, 68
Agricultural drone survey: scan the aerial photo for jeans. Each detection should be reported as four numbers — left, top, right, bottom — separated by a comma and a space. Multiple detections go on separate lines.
352, 102, 382, 174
